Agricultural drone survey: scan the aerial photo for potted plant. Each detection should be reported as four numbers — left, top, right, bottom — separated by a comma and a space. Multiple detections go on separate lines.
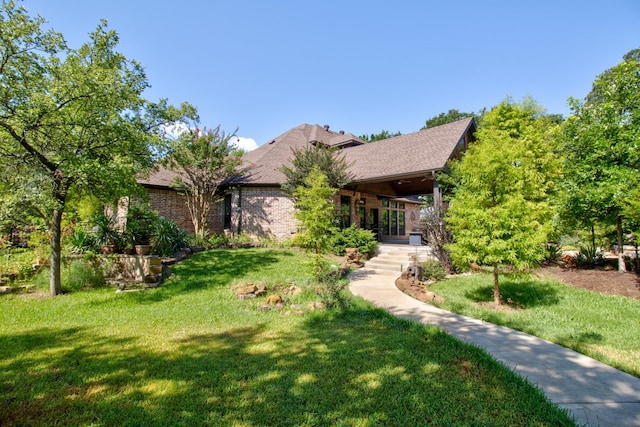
125, 203, 158, 256
93, 212, 120, 254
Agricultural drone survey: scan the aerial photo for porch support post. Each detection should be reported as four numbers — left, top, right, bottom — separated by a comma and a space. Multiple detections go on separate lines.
433, 178, 442, 211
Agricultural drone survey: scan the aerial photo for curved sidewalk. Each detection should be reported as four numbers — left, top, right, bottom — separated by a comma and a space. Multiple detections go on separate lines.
349, 268, 640, 427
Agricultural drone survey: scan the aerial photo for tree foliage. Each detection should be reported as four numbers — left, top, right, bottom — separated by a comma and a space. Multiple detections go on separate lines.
445, 98, 561, 305
279, 144, 352, 197
293, 168, 338, 280
164, 125, 248, 238
422, 109, 481, 129
559, 49, 640, 270
0, 2, 195, 295
359, 129, 401, 142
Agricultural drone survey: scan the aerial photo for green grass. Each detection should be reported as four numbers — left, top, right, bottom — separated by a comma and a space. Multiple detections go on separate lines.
431, 272, 640, 378
0, 248, 575, 426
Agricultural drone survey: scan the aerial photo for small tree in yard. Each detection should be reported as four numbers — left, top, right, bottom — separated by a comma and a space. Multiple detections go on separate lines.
164, 126, 248, 239
293, 168, 338, 281
445, 98, 560, 306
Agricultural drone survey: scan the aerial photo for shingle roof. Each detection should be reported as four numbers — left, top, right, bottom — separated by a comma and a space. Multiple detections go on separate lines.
137, 165, 181, 188
241, 118, 474, 185
345, 117, 474, 181
141, 118, 475, 188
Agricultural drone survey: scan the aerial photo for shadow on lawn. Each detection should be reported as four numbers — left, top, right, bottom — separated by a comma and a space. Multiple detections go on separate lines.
464, 277, 561, 309
95, 248, 292, 305
0, 308, 574, 426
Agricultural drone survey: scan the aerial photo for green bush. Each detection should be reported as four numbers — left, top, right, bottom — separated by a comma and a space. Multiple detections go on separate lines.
151, 217, 189, 257
421, 259, 447, 281
67, 226, 95, 254
33, 258, 105, 292
331, 225, 377, 257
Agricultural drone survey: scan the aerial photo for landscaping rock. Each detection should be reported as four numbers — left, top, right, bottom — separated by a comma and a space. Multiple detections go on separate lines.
266, 295, 283, 304
342, 248, 364, 268
283, 285, 302, 295
0, 286, 14, 294
255, 285, 268, 297
307, 301, 325, 310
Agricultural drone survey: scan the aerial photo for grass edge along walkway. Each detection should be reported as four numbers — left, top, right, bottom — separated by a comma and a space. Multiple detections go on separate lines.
349, 267, 640, 427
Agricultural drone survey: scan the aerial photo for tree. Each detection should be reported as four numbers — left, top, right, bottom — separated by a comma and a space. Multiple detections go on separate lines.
164, 125, 248, 238
0, 2, 194, 295
559, 49, 640, 271
359, 129, 401, 142
279, 144, 352, 197
445, 98, 560, 306
422, 109, 481, 129
293, 167, 338, 281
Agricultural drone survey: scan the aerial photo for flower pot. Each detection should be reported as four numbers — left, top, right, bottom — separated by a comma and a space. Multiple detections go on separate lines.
101, 244, 116, 255
135, 244, 152, 256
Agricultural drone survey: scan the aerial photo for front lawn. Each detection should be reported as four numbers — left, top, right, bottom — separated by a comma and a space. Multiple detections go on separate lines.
430, 272, 640, 378
0, 248, 574, 426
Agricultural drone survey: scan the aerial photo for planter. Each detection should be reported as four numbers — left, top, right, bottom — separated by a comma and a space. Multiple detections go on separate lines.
134, 244, 152, 256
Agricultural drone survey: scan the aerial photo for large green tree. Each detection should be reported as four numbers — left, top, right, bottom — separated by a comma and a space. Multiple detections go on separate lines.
445, 98, 561, 305
164, 125, 248, 239
0, 2, 194, 295
559, 49, 640, 271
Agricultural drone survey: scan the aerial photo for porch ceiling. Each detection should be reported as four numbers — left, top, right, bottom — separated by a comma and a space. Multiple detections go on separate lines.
345, 174, 436, 198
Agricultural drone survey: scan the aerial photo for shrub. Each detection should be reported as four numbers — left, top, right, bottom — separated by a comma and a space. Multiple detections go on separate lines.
315, 258, 350, 309
421, 259, 447, 281
126, 202, 159, 246
151, 217, 189, 257
33, 258, 105, 293
331, 225, 377, 258
67, 226, 95, 254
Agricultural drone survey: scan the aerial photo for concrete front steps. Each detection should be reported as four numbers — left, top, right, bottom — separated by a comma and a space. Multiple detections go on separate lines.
364, 243, 434, 276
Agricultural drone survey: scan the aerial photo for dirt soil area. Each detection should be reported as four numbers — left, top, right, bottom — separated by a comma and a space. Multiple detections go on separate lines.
536, 265, 640, 300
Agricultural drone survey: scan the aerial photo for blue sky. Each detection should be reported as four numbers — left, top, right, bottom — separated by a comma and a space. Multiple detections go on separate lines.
23, 1, 640, 150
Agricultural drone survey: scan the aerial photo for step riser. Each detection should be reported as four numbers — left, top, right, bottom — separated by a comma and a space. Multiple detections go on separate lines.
363, 243, 436, 275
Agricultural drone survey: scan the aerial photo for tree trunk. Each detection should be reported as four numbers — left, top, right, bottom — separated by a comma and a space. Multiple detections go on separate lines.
49, 206, 63, 296
617, 216, 626, 272
493, 263, 501, 306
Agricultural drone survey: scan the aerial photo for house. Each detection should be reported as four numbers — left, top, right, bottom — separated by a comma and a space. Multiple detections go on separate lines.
138, 117, 476, 242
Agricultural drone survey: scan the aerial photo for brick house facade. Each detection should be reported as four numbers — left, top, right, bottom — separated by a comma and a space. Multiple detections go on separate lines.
139, 118, 476, 242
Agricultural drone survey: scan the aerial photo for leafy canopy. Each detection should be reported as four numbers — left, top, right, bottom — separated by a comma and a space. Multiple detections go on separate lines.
558, 48, 640, 270
0, 1, 195, 295
445, 98, 561, 305
280, 144, 352, 197
164, 125, 248, 238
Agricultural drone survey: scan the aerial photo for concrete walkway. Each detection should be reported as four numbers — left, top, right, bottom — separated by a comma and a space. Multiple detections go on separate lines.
348, 267, 640, 427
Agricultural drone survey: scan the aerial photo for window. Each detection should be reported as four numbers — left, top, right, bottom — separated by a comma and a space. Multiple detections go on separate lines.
381, 199, 406, 236
359, 206, 366, 228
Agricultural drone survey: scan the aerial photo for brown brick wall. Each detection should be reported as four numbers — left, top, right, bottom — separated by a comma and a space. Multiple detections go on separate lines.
146, 188, 224, 235
235, 187, 297, 241
146, 186, 421, 242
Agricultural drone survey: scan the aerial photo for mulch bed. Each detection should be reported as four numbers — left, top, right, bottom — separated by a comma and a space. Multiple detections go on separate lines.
536, 265, 640, 300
